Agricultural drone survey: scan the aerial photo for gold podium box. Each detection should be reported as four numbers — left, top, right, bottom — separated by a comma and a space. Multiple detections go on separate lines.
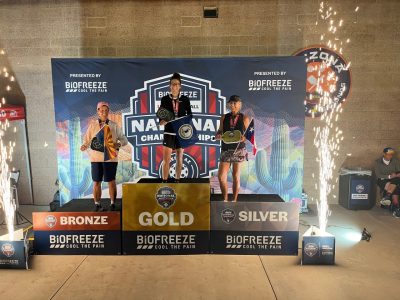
122, 178, 210, 254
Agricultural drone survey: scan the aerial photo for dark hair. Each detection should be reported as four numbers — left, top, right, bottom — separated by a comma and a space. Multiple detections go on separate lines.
170, 72, 181, 84
228, 95, 242, 103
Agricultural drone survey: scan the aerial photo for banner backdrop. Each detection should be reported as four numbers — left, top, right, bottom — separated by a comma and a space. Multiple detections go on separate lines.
52, 57, 306, 205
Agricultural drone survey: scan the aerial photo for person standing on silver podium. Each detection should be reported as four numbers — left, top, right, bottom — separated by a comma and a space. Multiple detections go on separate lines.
158, 73, 192, 183
215, 95, 250, 202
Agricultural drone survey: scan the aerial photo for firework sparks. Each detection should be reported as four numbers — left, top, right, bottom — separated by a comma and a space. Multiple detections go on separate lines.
310, 1, 359, 233
0, 49, 17, 241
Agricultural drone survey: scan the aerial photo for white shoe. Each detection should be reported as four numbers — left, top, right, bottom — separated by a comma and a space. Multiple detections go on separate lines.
380, 199, 391, 206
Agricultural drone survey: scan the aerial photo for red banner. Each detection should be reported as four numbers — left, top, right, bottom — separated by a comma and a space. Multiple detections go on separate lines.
0, 105, 25, 121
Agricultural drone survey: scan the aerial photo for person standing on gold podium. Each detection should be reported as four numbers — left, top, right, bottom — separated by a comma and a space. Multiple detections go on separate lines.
215, 95, 250, 202
158, 73, 192, 183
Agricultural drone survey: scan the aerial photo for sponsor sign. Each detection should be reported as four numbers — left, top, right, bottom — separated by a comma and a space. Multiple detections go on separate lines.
350, 179, 370, 203
0, 240, 28, 269
33, 212, 121, 255
210, 201, 299, 255
302, 236, 335, 265
122, 181, 210, 254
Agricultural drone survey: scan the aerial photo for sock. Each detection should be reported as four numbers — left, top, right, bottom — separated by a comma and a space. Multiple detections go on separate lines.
95, 201, 101, 206
110, 200, 115, 205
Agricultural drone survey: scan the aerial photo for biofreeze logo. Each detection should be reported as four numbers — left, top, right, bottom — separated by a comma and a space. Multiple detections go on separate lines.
59, 215, 109, 225
226, 234, 282, 250
65, 75, 108, 93
49, 234, 105, 249
137, 234, 196, 250
248, 79, 292, 91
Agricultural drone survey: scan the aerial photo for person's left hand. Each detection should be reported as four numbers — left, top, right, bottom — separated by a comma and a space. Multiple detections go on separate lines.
240, 135, 246, 142
114, 142, 121, 149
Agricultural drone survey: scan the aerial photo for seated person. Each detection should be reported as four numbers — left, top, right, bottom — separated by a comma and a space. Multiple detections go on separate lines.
374, 147, 400, 218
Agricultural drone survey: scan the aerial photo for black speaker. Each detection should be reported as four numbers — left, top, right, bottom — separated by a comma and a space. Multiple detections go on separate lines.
339, 174, 375, 210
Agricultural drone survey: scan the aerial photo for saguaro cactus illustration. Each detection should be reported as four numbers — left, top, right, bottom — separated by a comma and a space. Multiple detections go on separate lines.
255, 118, 300, 200
59, 117, 92, 203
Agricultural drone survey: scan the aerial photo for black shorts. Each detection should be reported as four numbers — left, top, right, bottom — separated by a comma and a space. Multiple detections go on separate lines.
163, 133, 181, 150
91, 162, 118, 182
377, 178, 400, 195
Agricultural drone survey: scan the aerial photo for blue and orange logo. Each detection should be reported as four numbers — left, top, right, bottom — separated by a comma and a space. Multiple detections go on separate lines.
294, 46, 351, 117
123, 74, 226, 178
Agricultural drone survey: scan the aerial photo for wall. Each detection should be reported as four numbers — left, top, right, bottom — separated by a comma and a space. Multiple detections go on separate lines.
0, 0, 398, 205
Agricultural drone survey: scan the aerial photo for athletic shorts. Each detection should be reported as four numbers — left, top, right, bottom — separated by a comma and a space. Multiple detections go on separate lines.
220, 148, 247, 163
91, 162, 118, 182
163, 133, 181, 150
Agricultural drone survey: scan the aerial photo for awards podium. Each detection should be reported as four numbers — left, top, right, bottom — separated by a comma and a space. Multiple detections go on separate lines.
32, 178, 300, 256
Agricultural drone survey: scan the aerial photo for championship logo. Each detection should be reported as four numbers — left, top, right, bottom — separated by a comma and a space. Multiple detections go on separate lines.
45, 215, 57, 228
304, 242, 319, 257
294, 46, 351, 117
123, 73, 226, 178
156, 187, 177, 209
356, 184, 365, 193
221, 208, 236, 224
1, 243, 15, 258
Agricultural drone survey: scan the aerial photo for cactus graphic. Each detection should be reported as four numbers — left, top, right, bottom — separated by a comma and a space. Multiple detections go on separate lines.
59, 117, 92, 203
255, 118, 300, 200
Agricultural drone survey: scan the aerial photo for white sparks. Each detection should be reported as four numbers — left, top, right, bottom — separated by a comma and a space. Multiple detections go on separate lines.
311, 1, 355, 233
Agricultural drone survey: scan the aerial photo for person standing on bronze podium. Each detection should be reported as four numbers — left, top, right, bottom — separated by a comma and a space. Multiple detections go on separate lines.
158, 73, 192, 183
215, 95, 250, 202
80, 101, 128, 211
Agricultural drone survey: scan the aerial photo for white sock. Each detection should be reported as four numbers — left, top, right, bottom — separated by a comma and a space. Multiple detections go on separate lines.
110, 200, 115, 205
95, 201, 100, 206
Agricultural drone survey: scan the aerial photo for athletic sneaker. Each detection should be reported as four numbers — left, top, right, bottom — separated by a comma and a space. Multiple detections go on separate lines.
93, 204, 104, 212
393, 208, 400, 218
109, 203, 116, 211
380, 196, 392, 206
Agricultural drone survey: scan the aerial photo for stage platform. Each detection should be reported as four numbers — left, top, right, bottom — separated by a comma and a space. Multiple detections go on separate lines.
58, 195, 283, 212
57, 198, 122, 212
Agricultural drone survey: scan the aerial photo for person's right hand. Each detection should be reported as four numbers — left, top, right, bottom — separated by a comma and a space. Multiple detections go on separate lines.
215, 134, 221, 141
80, 144, 88, 151
159, 120, 167, 126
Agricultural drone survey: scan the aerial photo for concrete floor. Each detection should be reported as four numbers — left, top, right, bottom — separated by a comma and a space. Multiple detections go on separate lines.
0, 204, 399, 300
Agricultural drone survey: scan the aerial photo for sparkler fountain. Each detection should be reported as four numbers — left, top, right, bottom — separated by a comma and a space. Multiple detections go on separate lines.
0, 49, 29, 269
301, 2, 359, 265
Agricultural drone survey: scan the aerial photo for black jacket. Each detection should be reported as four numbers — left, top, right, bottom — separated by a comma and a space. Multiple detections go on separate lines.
160, 94, 192, 133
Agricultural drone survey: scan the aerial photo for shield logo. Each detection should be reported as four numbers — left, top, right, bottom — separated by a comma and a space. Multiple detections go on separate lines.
155, 187, 177, 209
1, 243, 15, 258
221, 208, 236, 224
123, 73, 226, 178
304, 243, 319, 257
45, 215, 57, 228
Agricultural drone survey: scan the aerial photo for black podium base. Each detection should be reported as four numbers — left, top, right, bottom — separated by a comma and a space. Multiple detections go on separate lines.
210, 194, 284, 202
57, 198, 122, 212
